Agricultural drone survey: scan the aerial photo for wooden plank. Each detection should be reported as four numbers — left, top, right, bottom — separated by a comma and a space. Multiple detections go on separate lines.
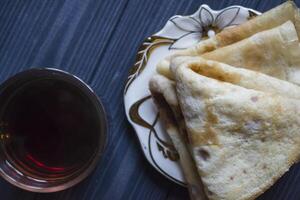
0, 0, 129, 199
0, 0, 128, 81
1, 0, 300, 199
88, 0, 260, 199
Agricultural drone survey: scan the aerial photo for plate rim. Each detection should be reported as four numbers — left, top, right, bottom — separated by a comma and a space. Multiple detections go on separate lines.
124, 4, 261, 186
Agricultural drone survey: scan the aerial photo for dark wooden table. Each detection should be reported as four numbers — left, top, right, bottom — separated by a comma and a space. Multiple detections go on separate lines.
1, 0, 300, 199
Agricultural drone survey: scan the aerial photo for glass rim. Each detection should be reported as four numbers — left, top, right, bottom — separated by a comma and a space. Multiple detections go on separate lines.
0, 68, 107, 193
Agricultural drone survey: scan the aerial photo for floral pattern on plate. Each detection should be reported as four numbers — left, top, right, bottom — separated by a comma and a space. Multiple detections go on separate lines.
124, 4, 260, 186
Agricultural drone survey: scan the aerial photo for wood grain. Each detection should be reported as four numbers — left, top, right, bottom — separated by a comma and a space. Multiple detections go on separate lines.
0, 0, 300, 199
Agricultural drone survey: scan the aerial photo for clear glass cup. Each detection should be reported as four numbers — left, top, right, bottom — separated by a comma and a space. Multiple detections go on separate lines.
0, 68, 107, 192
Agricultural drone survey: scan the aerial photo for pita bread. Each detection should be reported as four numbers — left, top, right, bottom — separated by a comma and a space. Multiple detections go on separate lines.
201, 21, 300, 85
149, 74, 207, 200
157, 1, 300, 79
150, 58, 300, 199
172, 61, 300, 200
170, 56, 300, 99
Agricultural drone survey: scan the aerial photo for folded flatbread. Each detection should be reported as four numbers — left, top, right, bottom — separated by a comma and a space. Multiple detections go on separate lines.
171, 59, 300, 200
201, 21, 300, 85
157, 1, 300, 79
150, 57, 300, 199
150, 75, 207, 200
170, 56, 300, 99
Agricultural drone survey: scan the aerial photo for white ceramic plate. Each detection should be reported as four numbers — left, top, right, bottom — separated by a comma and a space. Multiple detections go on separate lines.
124, 4, 260, 186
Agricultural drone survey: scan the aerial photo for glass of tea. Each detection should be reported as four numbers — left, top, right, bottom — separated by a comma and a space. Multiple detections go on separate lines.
0, 68, 107, 192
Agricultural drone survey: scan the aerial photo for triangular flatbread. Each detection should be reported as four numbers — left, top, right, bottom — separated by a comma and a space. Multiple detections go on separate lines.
170, 56, 300, 99
171, 60, 300, 200
149, 74, 207, 200
157, 1, 300, 79
150, 57, 300, 199
201, 21, 300, 85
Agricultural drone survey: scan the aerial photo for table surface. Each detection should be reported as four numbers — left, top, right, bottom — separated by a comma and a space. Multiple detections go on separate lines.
1, 0, 300, 199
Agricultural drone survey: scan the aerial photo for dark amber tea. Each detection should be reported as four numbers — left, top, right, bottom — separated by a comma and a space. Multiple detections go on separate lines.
2, 79, 100, 175
0, 69, 106, 192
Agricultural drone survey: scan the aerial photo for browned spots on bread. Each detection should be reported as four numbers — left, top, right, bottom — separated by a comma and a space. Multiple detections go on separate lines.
198, 149, 210, 161
251, 96, 259, 102
197, 41, 217, 54
212, 33, 279, 77
239, 44, 266, 72
190, 103, 219, 146
206, 104, 218, 124
190, 62, 241, 84
202, 104, 219, 145
215, 24, 249, 47
190, 127, 219, 146
275, 104, 283, 113
215, 14, 261, 47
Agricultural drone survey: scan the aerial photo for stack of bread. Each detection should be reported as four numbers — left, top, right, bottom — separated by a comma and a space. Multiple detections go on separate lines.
149, 2, 300, 200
